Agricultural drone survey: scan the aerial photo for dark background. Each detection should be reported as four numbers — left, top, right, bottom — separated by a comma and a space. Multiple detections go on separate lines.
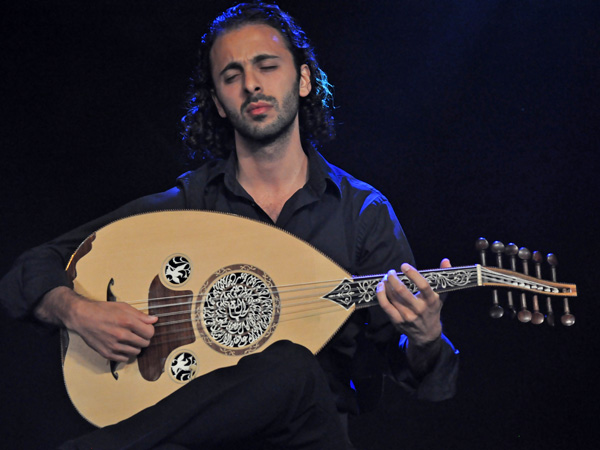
1, 1, 598, 448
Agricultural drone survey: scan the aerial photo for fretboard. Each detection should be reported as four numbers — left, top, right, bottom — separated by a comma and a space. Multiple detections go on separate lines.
321, 265, 576, 310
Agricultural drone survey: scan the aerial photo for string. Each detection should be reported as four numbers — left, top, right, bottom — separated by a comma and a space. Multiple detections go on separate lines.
142, 266, 561, 348
120, 265, 485, 311
124, 264, 565, 351
123, 275, 383, 310
151, 292, 344, 326
147, 303, 348, 349
150, 285, 376, 332
115, 267, 484, 348
135, 279, 384, 347
89, 265, 569, 353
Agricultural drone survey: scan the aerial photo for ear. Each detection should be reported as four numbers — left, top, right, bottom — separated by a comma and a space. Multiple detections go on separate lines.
211, 90, 227, 118
299, 64, 312, 98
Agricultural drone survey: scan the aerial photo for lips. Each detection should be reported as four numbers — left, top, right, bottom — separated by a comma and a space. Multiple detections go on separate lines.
246, 102, 272, 115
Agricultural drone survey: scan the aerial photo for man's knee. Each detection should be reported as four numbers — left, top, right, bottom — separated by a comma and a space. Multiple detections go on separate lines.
263, 340, 322, 376
266, 340, 314, 360
264, 341, 333, 403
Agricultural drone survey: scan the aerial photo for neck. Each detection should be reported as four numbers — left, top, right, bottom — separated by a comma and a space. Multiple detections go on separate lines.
234, 119, 308, 222
235, 116, 309, 191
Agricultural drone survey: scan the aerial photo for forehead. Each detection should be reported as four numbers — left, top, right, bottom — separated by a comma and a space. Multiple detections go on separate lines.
209, 24, 292, 71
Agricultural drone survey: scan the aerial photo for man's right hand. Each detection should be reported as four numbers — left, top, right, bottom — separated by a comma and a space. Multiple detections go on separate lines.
34, 286, 158, 362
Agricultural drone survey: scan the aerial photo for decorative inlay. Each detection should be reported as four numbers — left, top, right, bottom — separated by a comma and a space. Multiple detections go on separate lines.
323, 268, 478, 309
323, 278, 379, 309
163, 255, 191, 285
169, 351, 198, 383
195, 265, 280, 356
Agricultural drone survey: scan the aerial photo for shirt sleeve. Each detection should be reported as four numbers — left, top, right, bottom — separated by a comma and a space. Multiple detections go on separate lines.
353, 194, 459, 404
0, 187, 185, 322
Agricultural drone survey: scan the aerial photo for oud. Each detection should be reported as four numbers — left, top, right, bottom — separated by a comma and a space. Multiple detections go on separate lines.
61, 211, 577, 427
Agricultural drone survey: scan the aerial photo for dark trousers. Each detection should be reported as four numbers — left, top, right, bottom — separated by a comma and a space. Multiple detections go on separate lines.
59, 341, 351, 450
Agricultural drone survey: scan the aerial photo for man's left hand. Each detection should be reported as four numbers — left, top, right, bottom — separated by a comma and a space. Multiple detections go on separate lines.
376, 258, 452, 346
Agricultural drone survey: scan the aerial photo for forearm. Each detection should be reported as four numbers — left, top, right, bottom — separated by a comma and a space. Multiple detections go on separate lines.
0, 245, 74, 321
33, 286, 84, 328
1, 189, 183, 321
33, 284, 157, 361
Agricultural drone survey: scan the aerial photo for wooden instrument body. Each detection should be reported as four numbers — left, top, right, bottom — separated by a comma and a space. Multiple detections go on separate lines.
61, 211, 578, 427
62, 211, 354, 427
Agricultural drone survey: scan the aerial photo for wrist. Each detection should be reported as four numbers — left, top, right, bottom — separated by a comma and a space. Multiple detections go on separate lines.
403, 320, 442, 347
407, 333, 442, 355
34, 286, 82, 328
405, 333, 443, 379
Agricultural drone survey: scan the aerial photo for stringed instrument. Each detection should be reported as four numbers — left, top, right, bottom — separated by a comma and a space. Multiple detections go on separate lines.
61, 210, 577, 427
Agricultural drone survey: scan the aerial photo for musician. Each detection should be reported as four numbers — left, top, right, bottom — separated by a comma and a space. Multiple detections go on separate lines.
0, 3, 458, 449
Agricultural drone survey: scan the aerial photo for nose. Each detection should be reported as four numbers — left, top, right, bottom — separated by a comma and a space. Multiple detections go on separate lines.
243, 70, 262, 94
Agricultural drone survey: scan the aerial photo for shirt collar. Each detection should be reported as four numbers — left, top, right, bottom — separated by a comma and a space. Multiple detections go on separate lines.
305, 145, 343, 198
205, 145, 343, 198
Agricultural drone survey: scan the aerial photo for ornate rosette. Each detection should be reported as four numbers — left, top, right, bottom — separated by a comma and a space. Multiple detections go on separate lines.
162, 254, 192, 286
168, 351, 198, 383
195, 264, 280, 356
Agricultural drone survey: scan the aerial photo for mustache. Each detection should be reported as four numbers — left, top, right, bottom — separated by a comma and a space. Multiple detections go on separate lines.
241, 94, 278, 113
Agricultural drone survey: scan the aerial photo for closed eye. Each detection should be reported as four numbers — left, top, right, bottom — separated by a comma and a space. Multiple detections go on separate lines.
224, 73, 240, 84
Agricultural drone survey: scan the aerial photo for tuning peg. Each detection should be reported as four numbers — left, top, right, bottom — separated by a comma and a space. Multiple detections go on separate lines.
475, 238, 489, 266
488, 240, 505, 319
541, 254, 556, 326
476, 238, 503, 318
545, 296, 556, 327
548, 254, 575, 326
491, 241, 505, 264
534, 250, 554, 326
530, 251, 546, 325
517, 247, 532, 323
504, 243, 519, 318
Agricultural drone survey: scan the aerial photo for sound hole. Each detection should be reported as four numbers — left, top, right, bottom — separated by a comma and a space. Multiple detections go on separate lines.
169, 351, 198, 383
164, 255, 191, 285
195, 265, 280, 355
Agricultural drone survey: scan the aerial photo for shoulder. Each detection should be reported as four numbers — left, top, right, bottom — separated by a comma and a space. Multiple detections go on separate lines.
319, 153, 391, 214
176, 159, 227, 188
318, 154, 408, 249
162, 159, 228, 209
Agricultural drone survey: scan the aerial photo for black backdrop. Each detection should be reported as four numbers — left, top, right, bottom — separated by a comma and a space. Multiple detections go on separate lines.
1, 1, 598, 449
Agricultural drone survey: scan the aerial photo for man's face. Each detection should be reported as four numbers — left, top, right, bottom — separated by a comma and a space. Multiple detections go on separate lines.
209, 24, 311, 145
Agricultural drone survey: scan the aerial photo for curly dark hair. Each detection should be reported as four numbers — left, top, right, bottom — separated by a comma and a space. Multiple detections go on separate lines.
181, 2, 335, 162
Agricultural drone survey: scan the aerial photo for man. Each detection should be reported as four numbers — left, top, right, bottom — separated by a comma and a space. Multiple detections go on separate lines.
0, 3, 458, 449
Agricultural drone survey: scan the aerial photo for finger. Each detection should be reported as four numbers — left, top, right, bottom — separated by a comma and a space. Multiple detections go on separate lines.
380, 270, 421, 318
115, 341, 146, 356
142, 313, 159, 324
376, 277, 410, 323
108, 346, 141, 362
400, 263, 436, 304
129, 319, 156, 341
85, 337, 140, 362
385, 270, 417, 306
440, 258, 451, 269
120, 330, 153, 349
104, 352, 130, 363
129, 304, 159, 324
120, 305, 157, 340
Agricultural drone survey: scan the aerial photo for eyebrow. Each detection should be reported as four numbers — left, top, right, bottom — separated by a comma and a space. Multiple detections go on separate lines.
219, 54, 281, 77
